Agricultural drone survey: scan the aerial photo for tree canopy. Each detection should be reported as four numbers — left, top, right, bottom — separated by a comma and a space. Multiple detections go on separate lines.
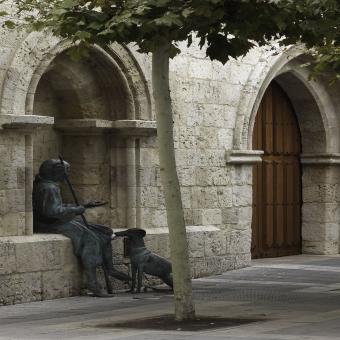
3, 0, 339, 76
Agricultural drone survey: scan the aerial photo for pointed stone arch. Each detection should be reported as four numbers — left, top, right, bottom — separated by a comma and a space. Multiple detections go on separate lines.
242, 49, 340, 255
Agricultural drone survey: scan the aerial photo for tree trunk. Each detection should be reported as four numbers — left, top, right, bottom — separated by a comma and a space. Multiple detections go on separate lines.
152, 44, 195, 321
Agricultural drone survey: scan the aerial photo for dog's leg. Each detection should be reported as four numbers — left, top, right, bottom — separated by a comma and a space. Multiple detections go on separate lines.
137, 264, 144, 293
162, 274, 173, 289
129, 264, 137, 293
103, 266, 113, 294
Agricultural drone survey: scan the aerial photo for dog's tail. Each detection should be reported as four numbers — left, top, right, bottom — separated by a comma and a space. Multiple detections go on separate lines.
109, 268, 131, 282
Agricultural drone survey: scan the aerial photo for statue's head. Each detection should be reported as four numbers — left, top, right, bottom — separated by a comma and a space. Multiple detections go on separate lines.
38, 159, 70, 182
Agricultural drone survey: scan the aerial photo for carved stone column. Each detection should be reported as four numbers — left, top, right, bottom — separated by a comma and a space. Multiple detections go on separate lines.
0, 114, 54, 236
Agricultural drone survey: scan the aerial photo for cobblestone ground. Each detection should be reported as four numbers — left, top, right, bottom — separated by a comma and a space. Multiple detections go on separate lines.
1, 255, 340, 339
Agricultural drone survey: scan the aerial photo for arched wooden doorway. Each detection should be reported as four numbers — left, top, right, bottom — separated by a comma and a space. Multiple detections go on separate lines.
252, 81, 302, 258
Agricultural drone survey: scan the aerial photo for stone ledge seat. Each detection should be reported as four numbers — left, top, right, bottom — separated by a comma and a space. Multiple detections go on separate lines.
0, 226, 237, 305
0, 234, 82, 305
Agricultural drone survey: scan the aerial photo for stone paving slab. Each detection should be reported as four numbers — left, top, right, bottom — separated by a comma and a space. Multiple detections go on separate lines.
1, 255, 340, 339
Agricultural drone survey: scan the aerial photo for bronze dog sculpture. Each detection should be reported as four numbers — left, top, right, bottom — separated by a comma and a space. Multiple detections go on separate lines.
114, 228, 173, 293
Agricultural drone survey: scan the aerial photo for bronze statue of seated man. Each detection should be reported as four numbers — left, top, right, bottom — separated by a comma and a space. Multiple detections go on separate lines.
32, 159, 130, 297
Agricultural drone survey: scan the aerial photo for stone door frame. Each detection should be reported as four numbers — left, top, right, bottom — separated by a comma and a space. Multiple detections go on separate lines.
231, 47, 340, 255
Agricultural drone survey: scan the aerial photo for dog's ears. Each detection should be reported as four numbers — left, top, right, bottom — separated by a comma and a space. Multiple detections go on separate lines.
136, 229, 146, 238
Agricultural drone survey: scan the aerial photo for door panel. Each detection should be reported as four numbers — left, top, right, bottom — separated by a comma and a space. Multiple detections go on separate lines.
252, 82, 302, 259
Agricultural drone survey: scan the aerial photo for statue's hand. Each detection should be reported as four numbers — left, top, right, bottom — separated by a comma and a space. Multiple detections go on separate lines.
84, 201, 108, 209
73, 206, 85, 215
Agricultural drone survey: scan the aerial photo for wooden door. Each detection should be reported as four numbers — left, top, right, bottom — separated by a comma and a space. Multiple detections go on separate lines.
251, 81, 302, 259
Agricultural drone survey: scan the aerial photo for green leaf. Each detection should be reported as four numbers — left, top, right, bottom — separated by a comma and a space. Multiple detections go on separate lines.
3, 20, 15, 29
76, 30, 92, 40
87, 21, 103, 30
61, 0, 78, 9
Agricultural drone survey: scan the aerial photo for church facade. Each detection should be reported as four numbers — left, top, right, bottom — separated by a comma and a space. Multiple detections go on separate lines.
1, 7, 340, 304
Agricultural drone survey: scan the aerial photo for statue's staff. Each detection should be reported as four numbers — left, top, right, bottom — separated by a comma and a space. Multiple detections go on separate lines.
58, 155, 108, 234
59, 155, 89, 227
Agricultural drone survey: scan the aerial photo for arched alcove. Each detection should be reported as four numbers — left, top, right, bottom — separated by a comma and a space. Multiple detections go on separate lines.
29, 43, 152, 228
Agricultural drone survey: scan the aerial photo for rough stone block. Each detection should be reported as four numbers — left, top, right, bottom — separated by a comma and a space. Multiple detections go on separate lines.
138, 167, 158, 186
190, 257, 208, 278
192, 187, 219, 209
0, 166, 18, 190
302, 203, 340, 223
192, 209, 204, 225
0, 212, 25, 236
217, 187, 233, 208
110, 207, 126, 227
183, 102, 204, 127
222, 206, 252, 225
177, 166, 196, 186
231, 167, 253, 185
211, 167, 232, 186
226, 229, 251, 255
0, 240, 16, 274
188, 60, 213, 79
0, 272, 42, 306
0, 189, 25, 214
169, 55, 190, 78
201, 209, 222, 225
205, 256, 228, 275
302, 240, 339, 255
196, 127, 219, 149
175, 127, 198, 149
139, 148, 159, 166
42, 270, 75, 300
218, 128, 233, 149
229, 62, 254, 85
195, 167, 214, 186
233, 253, 251, 269
140, 186, 159, 208
202, 104, 225, 128
180, 187, 192, 209
151, 209, 167, 227
15, 237, 62, 273
304, 184, 337, 203
68, 165, 105, 185
184, 208, 194, 225
204, 230, 226, 257
232, 185, 252, 207
16, 167, 25, 189
194, 149, 226, 167
187, 231, 205, 258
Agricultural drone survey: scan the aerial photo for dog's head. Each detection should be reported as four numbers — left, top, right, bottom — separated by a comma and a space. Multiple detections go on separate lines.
114, 228, 146, 239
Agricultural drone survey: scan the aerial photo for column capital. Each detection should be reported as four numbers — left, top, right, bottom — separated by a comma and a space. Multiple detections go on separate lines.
225, 149, 264, 165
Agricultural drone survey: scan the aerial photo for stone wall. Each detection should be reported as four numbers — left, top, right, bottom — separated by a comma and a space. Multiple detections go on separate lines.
1, 0, 340, 305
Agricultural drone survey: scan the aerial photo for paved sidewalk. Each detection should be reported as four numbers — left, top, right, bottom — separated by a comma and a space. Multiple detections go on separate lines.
1, 255, 340, 340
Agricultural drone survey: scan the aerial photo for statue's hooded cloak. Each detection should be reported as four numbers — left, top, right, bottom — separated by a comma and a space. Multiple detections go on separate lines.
32, 159, 114, 271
